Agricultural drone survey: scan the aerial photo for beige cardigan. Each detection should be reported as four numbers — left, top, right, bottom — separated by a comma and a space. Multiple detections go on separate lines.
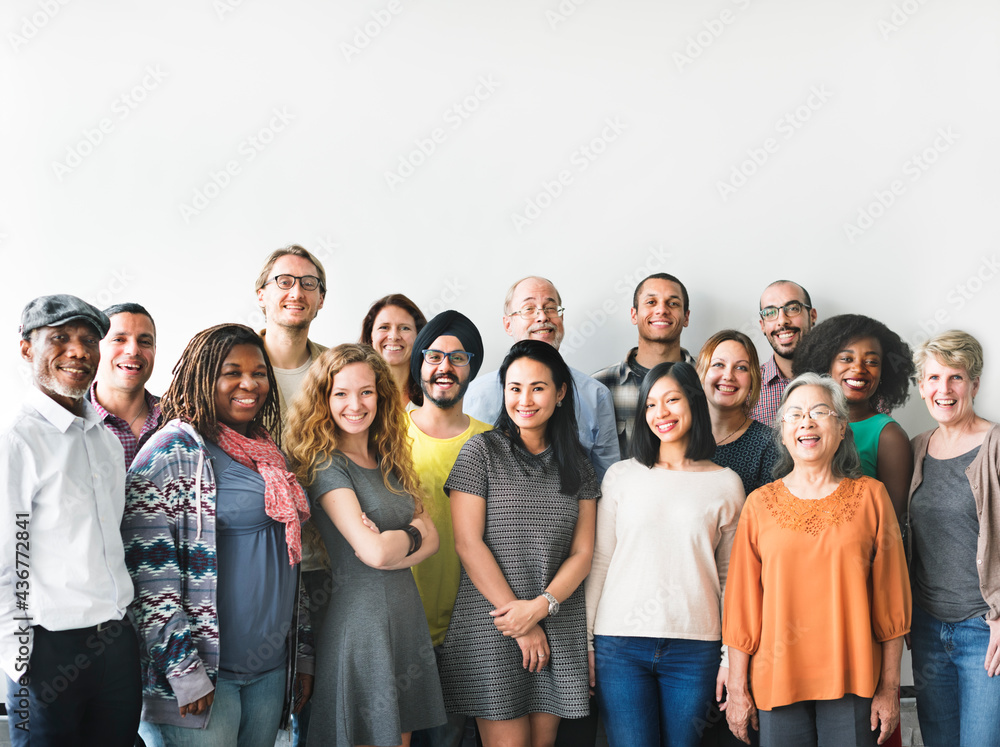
907, 422, 1000, 621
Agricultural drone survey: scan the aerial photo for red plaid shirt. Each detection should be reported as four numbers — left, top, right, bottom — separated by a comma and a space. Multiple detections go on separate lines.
88, 381, 162, 467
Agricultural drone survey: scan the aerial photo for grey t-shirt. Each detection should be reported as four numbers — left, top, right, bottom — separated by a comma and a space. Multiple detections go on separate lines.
910, 445, 989, 622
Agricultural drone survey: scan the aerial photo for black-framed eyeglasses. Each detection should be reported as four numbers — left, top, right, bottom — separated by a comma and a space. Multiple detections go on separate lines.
759, 302, 810, 321
265, 274, 324, 292
506, 305, 565, 319
421, 349, 474, 367
781, 407, 838, 424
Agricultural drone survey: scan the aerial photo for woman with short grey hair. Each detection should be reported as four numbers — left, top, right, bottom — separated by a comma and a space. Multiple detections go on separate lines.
906, 330, 1000, 745
722, 372, 910, 746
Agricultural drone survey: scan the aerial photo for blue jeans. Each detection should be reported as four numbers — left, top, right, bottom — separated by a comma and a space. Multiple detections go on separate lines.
159, 667, 286, 747
594, 635, 720, 747
910, 603, 1000, 747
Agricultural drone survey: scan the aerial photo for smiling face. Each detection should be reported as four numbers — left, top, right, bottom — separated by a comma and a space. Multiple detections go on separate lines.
759, 281, 816, 360
256, 254, 325, 331
98, 312, 156, 395
503, 357, 566, 444
631, 278, 689, 345
502, 278, 565, 349
213, 343, 269, 435
644, 374, 692, 447
918, 355, 979, 427
780, 384, 846, 468
420, 335, 472, 409
21, 321, 101, 411
329, 361, 378, 438
829, 336, 883, 407
370, 305, 417, 368
702, 339, 752, 412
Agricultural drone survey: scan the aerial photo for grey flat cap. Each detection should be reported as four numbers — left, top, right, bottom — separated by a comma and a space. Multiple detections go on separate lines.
19, 294, 110, 340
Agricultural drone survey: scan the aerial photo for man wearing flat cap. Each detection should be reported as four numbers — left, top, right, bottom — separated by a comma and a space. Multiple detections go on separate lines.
1, 294, 140, 747
408, 310, 491, 747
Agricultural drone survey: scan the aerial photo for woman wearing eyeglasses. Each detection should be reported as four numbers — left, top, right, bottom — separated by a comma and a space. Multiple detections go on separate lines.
439, 340, 598, 747
284, 344, 447, 747
360, 293, 428, 410
723, 374, 910, 746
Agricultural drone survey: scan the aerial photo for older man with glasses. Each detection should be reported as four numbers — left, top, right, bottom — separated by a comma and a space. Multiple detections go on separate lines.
750, 279, 818, 426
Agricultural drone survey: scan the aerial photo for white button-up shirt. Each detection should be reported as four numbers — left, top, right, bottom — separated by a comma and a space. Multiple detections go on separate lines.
0, 386, 133, 681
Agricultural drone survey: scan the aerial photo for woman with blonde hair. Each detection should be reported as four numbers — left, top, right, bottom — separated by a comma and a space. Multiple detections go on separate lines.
285, 343, 446, 747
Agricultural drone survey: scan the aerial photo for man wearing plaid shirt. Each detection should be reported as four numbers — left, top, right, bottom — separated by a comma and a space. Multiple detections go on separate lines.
749, 279, 817, 426
592, 273, 693, 458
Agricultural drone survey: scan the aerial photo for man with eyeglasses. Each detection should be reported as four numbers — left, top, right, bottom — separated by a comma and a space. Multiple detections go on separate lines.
407, 311, 490, 747
463, 276, 619, 482
592, 273, 694, 457
751, 280, 817, 426
254, 244, 329, 424
254, 245, 328, 747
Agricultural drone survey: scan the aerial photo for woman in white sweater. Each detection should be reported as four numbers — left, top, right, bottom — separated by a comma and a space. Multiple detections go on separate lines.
585, 362, 745, 747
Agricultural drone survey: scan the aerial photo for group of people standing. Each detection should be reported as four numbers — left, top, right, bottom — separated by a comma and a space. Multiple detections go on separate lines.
1, 246, 997, 747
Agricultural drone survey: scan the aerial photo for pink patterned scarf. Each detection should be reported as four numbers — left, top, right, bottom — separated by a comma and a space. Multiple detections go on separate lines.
215, 423, 311, 565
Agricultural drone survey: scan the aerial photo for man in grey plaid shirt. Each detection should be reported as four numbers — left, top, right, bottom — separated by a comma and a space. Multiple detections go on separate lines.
592, 272, 693, 457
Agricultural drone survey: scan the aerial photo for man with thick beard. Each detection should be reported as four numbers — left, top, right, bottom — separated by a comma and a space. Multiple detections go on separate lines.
2, 295, 140, 747
750, 279, 817, 425
408, 310, 490, 747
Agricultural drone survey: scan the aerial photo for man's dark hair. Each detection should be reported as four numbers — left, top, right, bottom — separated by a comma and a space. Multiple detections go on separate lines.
630, 361, 715, 465
103, 302, 156, 335
632, 273, 689, 312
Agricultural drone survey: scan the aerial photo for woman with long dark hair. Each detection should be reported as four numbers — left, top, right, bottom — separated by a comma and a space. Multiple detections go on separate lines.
124, 323, 313, 747
360, 293, 427, 409
439, 339, 598, 747
585, 362, 745, 747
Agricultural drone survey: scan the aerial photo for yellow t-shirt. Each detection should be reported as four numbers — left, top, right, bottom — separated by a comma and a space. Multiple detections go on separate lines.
408, 412, 492, 647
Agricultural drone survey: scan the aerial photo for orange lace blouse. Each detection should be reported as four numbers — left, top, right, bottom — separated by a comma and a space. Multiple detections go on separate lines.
722, 476, 911, 710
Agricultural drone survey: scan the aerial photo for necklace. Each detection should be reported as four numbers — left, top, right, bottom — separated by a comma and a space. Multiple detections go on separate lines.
128, 403, 148, 430
716, 416, 748, 445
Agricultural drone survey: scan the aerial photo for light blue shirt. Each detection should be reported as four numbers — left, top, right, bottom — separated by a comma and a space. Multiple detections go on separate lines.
463, 365, 621, 481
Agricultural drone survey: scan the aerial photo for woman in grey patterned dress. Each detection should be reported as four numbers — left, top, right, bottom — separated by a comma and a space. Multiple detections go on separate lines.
285, 344, 446, 746
440, 340, 599, 747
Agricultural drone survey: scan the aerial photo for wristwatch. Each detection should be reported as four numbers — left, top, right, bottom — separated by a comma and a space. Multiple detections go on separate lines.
542, 591, 559, 617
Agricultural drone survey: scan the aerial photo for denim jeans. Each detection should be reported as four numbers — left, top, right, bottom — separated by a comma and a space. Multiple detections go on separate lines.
159, 666, 286, 747
594, 635, 720, 747
910, 603, 1000, 747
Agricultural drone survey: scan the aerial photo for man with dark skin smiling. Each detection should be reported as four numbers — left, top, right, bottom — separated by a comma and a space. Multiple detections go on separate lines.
2, 295, 140, 747
750, 279, 817, 426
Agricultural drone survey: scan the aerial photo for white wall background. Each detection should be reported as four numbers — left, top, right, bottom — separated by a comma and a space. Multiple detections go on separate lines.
3, 0, 999, 438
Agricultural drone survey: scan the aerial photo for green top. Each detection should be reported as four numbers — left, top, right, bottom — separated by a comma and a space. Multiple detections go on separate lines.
849, 413, 894, 478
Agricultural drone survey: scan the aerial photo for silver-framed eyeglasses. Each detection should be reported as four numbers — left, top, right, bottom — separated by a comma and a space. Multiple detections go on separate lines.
506, 305, 565, 319
264, 274, 324, 292
781, 407, 838, 424
421, 349, 474, 367
759, 302, 810, 321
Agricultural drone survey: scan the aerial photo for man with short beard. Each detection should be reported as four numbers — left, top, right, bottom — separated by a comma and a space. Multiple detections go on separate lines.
2, 295, 140, 747
89, 302, 161, 468
750, 279, 817, 426
463, 276, 619, 482
408, 311, 490, 747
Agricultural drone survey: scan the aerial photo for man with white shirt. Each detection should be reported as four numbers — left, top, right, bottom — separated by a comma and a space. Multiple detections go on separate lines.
2, 294, 140, 747
463, 276, 620, 482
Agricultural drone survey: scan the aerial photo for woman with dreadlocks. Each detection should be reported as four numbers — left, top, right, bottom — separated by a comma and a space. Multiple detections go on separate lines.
123, 323, 314, 747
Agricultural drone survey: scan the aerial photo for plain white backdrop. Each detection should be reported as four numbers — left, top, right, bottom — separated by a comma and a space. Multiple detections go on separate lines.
3, 0, 999, 439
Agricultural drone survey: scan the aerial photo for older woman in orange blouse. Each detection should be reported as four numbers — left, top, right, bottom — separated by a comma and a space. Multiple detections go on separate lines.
722, 373, 910, 746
